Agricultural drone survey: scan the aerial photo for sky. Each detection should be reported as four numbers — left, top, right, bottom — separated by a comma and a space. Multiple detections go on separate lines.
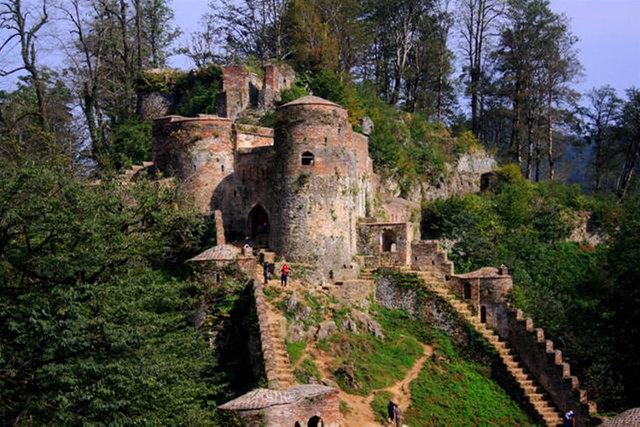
1, 0, 638, 95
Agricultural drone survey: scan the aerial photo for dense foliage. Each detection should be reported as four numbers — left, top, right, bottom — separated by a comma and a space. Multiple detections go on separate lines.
422, 166, 640, 410
0, 162, 237, 424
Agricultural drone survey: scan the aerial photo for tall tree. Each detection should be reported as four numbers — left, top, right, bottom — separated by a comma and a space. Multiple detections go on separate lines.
617, 88, 640, 198
458, 0, 504, 138
206, 0, 289, 61
496, 0, 580, 179
0, 0, 50, 129
581, 86, 621, 191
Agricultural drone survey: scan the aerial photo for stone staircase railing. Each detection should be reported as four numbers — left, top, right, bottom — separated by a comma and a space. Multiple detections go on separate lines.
413, 270, 565, 426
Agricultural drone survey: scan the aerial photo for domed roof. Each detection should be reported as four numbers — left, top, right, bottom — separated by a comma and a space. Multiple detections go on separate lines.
279, 95, 344, 109
219, 385, 337, 411
188, 244, 240, 262
603, 408, 640, 426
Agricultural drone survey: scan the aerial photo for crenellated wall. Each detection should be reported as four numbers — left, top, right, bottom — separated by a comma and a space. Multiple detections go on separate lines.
495, 307, 598, 426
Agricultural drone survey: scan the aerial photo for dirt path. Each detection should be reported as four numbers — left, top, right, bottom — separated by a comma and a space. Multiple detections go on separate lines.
312, 342, 432, 427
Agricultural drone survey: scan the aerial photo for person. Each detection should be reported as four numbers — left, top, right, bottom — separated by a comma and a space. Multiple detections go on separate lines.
280, 263, 290, 287
393, 404, 403, 427
387, 400, 397, 423
263, 262, 269, 284
563, 410, 575, 427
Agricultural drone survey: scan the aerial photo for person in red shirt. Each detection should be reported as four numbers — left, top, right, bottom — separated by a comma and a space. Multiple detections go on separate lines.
280, 263, 289, 287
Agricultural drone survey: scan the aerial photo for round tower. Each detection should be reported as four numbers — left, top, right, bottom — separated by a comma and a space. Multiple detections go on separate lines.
270, 96, 363, 282
152, 114, 235, 213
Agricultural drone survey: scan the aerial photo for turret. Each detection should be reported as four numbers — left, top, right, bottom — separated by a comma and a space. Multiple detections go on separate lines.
270, 96, 365, 283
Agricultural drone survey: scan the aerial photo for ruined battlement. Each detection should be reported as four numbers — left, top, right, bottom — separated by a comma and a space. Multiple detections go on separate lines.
496, 306, 599, 425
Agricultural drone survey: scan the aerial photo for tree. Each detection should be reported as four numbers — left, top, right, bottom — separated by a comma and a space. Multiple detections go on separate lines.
206, 0, 289, 61
0, 0, 50, 129
141, 0, 181, 68
617, 88, 640, 198
580, 86, 621, 191
282, 0, 339, 72
495, 0, 580, 179
458, 0, 504, 137
0, 161, 233, 424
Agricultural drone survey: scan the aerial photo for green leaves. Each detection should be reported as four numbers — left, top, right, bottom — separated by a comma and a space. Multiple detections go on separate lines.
0, 162, 231, 424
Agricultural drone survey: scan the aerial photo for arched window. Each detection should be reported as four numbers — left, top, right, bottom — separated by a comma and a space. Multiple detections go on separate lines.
308, 416, 323, 427
301, 151, 315, 166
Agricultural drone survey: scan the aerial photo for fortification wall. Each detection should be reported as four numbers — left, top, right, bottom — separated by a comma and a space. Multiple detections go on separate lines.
253, 281, 281, 389
153, 115, 234, 213
219, 66, 263, 121
357, 222, 412, 267
495, 307, 598, 426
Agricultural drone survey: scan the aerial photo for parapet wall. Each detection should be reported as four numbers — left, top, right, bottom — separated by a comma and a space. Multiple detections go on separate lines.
410, 240, 454, 276
253, 281, 282, 389
496, 306, 598, 426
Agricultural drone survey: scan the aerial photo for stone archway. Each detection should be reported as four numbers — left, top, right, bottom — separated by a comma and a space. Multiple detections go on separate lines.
248, 204, 270, 248
308, 416, 323, 427
382, 229, 397, 253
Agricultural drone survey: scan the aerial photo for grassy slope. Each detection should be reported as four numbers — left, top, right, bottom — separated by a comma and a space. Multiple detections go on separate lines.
405, 332, 536, 426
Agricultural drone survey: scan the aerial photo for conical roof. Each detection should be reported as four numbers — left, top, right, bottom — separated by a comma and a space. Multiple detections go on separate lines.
279, 95, 343, 109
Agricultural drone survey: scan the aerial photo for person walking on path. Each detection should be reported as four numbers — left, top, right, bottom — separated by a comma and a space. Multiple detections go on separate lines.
563, 410, 575, 427
393, 404, 403, 427
263, 262, 269, 284
280, 263, 289, 287
387, 400, 397, 424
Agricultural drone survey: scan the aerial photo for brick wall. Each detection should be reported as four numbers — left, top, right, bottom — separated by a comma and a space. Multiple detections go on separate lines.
410, 240, 455, 275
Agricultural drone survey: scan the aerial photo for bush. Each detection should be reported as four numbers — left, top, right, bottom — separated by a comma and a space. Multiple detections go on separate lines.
110, 118, 152, 169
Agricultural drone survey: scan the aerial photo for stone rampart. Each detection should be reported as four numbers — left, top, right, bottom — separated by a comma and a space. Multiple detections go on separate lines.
253, 280, 281, 389
495, 306, 598, 426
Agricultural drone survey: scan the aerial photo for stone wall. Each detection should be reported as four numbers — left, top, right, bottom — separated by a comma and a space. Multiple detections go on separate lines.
410, 240, 454, 276
261, 63, 296, 108
219, 65, 264, 121
495, 306, 598, 426
375, 272, 471, 345
253, 280, 281, 389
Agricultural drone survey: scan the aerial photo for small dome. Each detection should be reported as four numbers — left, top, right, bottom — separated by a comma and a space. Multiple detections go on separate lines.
604, 408, 640, 427
279, 95, 344, 109
188, 244, 240, 262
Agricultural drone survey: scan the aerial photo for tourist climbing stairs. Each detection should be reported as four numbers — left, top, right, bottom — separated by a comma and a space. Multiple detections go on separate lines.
253, 261, 295, 390
412, 270, 564, 427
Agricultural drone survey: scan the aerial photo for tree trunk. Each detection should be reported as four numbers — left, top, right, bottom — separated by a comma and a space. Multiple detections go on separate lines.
547, 91, 554, 180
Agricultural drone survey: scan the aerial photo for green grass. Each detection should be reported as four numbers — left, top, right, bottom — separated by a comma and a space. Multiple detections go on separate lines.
326, 307, 425, 396
370, 391, 394, 424
405, 332, 536, 426
294, 358, 322, 384
286, 339, 307, 364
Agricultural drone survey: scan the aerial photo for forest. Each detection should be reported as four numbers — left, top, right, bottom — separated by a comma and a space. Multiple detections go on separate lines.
1, 0, 639, 424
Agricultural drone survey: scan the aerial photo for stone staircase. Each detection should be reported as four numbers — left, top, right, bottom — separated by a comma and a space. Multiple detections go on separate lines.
413, 270, 564, 427
253, 262, 295, 390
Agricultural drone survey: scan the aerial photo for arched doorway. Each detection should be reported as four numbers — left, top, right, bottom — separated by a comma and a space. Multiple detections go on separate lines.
480, 305, 487, 323
382, 229, 397, 252
248, 205, 270, 248
308, 416, 323, 427
463, 282, 472, 299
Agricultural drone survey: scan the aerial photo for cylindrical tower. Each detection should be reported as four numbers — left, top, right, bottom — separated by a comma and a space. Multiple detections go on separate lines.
152, 115, 234, 213
271, 96, 363, 282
